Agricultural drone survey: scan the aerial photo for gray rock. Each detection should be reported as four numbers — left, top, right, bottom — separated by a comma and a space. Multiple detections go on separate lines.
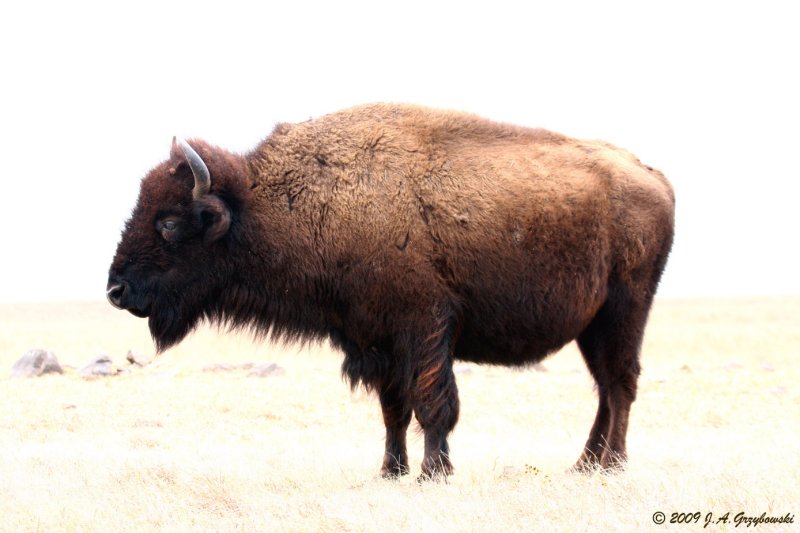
502, 465, 519, 477
79, 355, 119, 378
453, 365, 473, 375
513, 362, 546, 373
126, 350, 150, 367
202, 362, 284, 376
11, 349, 63, 378
247, 363, 285, 377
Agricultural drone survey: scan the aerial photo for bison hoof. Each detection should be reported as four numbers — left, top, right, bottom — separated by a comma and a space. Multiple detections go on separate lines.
418, 456, 454, 482
380, 454, 409, 479
570, 453, 602, 474
600, 451, 627, 472
380, 465, 410, 479
570, 450, 627, 474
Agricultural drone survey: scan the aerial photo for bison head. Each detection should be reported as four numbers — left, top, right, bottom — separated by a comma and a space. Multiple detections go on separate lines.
107, 138, 249, 351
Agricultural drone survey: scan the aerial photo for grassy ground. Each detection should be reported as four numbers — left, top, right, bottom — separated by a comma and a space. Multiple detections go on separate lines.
0, 297, 798, 532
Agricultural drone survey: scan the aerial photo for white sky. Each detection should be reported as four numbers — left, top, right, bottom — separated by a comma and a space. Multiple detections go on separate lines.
1, 1, 798, 302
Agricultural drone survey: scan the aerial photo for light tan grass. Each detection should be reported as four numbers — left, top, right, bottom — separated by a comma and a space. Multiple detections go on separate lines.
1, 297, 798, 531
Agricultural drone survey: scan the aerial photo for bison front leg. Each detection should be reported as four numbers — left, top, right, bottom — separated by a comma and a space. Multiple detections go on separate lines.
378, 382, 412, 478
404, 311, 460, 480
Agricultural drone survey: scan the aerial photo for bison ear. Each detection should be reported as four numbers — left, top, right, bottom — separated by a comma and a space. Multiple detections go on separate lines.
170, 136, 183, 161
194, 195, 231, 244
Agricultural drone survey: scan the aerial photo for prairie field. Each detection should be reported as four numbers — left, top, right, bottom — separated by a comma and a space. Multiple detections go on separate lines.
0, 297, 798, 532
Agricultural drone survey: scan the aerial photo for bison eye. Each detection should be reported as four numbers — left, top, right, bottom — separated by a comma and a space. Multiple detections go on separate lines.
157, 218, 180, 241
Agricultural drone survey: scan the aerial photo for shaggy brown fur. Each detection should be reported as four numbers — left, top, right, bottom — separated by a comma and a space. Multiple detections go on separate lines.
107, 103, 675, 477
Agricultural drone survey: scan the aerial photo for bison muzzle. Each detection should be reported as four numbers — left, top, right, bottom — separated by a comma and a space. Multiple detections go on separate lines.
107, 103, 674, 478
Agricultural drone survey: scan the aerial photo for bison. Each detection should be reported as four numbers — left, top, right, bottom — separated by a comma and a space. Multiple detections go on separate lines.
107, 103, 674, 478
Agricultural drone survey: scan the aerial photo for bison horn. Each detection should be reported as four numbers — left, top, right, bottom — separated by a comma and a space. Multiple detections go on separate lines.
173, 137, 211, 199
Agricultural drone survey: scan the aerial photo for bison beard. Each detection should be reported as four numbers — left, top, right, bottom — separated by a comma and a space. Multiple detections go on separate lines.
148, 291, 204, 353
107, 103, 675, 478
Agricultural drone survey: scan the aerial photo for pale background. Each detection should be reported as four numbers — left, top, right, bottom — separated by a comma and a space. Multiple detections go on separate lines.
1, 1, 797, 303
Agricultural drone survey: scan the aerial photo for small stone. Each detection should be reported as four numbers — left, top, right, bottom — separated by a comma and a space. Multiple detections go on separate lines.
248, 363, 285, 377
203, 363, 236, 373
453, 365, 473, 375
126, 350, 151, 367
502, 465, 519, 477
11, 349, 63, 378
79, 355, 119, 378
204, 362, 274, 374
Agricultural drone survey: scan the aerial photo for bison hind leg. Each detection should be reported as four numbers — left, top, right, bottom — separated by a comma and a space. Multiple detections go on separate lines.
573, 278, 658, 472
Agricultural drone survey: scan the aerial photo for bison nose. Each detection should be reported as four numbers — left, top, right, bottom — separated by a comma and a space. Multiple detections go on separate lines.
106, 280, 128, 309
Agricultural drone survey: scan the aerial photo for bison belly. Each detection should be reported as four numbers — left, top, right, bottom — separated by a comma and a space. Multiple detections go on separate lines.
449, 248, 609, 365
454, 293, 605, 365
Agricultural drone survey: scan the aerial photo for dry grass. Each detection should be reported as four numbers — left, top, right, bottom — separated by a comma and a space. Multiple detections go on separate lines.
1, 297, 798, 532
